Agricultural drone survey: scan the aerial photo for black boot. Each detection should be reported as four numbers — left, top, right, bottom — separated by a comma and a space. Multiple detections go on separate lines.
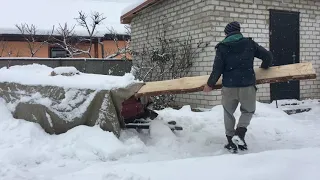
233, 127, 248, 151
224, 135, 238, 153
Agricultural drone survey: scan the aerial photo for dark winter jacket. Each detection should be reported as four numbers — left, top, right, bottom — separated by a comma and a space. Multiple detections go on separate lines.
207, 32, 273, 88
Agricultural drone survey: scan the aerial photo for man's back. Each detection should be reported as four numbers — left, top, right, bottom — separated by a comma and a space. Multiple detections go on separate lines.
207, 32, 273, 88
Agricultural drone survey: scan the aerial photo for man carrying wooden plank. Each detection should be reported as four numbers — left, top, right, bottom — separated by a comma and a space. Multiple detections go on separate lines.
203, 21, 273, 153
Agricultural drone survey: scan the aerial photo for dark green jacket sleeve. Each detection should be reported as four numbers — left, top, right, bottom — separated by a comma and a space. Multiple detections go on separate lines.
254, 41, 273, 69
207, 47, 224, 88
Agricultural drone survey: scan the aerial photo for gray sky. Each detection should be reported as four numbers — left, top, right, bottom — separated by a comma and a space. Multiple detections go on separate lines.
0, 0, 143, 35
89, 0, 138, 2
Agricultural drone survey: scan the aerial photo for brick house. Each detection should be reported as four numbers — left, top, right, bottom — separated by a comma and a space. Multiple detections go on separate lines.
121, 0, 320, 108
0, 32, 130, 59
1, 0, 136, 60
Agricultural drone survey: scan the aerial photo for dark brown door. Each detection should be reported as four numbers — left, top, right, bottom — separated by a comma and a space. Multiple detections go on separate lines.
269, 9, 300, 101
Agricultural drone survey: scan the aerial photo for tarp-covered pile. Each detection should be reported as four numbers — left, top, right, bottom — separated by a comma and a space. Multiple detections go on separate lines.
0, 64, 144, 137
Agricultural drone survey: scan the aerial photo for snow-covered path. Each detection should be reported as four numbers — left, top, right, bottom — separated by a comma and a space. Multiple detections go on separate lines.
52, 147, 320, 180
119, 100, 320, 162
1, 98, 320, 180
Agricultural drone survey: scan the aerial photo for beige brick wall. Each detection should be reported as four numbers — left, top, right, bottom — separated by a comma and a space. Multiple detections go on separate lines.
130, 0, 320, 108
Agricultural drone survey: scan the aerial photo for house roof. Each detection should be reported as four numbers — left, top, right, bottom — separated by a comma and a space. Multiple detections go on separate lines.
121, 0, 164, 24
0, 33, 131, 42
0, 0, 142, 36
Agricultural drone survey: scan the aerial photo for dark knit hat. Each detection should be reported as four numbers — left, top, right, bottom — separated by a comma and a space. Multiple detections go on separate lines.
224, 21, 241, 35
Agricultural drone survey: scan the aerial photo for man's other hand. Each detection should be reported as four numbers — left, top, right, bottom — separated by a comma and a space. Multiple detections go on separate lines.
203, 84, 213, 92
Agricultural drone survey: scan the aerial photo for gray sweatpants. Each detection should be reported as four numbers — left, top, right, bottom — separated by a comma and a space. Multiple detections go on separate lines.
221, 86, 257, 136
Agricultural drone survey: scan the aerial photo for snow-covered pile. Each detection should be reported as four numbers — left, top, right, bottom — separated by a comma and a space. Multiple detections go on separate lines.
50, 66, 80, 76
0, 64, 138, 90
0, 98, 143, 166
0, 64, 142, 136
1, 95, 320, 179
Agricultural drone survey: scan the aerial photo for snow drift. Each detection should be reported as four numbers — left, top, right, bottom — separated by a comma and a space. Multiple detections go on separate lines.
0, 64, 144, 136
1, 64, 320, 180
1, 97, 320, 180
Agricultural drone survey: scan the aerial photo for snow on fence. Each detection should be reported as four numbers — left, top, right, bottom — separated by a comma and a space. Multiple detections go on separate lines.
0, 58, 132, 76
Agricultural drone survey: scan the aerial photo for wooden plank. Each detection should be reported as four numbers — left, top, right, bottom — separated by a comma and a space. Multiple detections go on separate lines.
135, 62, 317, 98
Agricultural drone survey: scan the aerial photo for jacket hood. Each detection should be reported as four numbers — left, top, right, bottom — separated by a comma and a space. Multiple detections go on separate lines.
217, 32, 249, 53
222, 33, 243, 43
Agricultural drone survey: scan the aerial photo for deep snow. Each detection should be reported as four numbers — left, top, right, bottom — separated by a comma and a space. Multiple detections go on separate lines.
1, 64, 320, 179
0, 64, 139, 90
1, 97, 320, 180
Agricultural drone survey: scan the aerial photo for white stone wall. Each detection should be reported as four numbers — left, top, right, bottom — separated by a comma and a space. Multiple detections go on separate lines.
130, 0, 320, 108
130, 0, 217, 108
209, 0, 320, 105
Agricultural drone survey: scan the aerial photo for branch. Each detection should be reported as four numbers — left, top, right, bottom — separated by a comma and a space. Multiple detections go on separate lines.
33, 26, 55, 56
50, 23, 77, 57
0, 40, 8, 57
104, 27, 131, 60
130, 15, 210, 109
75, 11, 106, 58
142, 64, 158, 81
15, 23, 54, 57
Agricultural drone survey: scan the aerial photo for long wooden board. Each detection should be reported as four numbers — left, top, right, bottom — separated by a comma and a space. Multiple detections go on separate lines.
135, 62, 317, 98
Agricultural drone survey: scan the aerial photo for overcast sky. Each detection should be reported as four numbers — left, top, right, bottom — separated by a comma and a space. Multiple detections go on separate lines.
89, 0, 140, 2
0, 0, 143, 35
68, 0, 136, 1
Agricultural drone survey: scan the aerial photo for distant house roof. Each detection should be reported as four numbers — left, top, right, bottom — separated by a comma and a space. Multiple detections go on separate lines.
121, 0, 164, 24
1, 0, 142, 36
0, 33, 131, 42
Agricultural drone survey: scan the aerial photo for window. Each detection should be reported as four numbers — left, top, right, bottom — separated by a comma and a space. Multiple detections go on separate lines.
50, 47, 68, 58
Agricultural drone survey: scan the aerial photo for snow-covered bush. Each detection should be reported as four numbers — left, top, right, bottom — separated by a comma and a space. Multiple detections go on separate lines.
131, 19, 209, 110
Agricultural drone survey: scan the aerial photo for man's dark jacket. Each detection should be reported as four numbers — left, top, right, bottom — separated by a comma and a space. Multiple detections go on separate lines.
207, 32, 273, 88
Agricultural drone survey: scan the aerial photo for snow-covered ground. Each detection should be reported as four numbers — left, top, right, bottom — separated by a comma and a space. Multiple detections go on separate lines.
1, 65, 320, 180
0, 64, 138, 90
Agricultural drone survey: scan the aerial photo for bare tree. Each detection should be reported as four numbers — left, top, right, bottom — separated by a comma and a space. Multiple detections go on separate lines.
15, 23, 54, 57
131, 19, 210, 109
50, 23, 79, 57
51, 11, 106, 58
0, 40, 18, 69
75, 11, 106, 56
0, 40, 20, 57
103, 27, 131, 60
0, 40, 8, 57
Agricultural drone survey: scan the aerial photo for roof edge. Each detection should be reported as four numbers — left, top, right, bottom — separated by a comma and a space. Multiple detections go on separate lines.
121, 0, 164, 24
0, 33, 130, 42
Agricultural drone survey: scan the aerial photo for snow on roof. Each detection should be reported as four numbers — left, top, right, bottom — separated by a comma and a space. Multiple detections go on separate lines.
0, 0, 142, 36
120, 0, 163, 24
121, 0, 146, 16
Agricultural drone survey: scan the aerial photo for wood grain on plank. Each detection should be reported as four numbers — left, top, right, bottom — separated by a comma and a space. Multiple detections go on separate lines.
135, 62, 317, 98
